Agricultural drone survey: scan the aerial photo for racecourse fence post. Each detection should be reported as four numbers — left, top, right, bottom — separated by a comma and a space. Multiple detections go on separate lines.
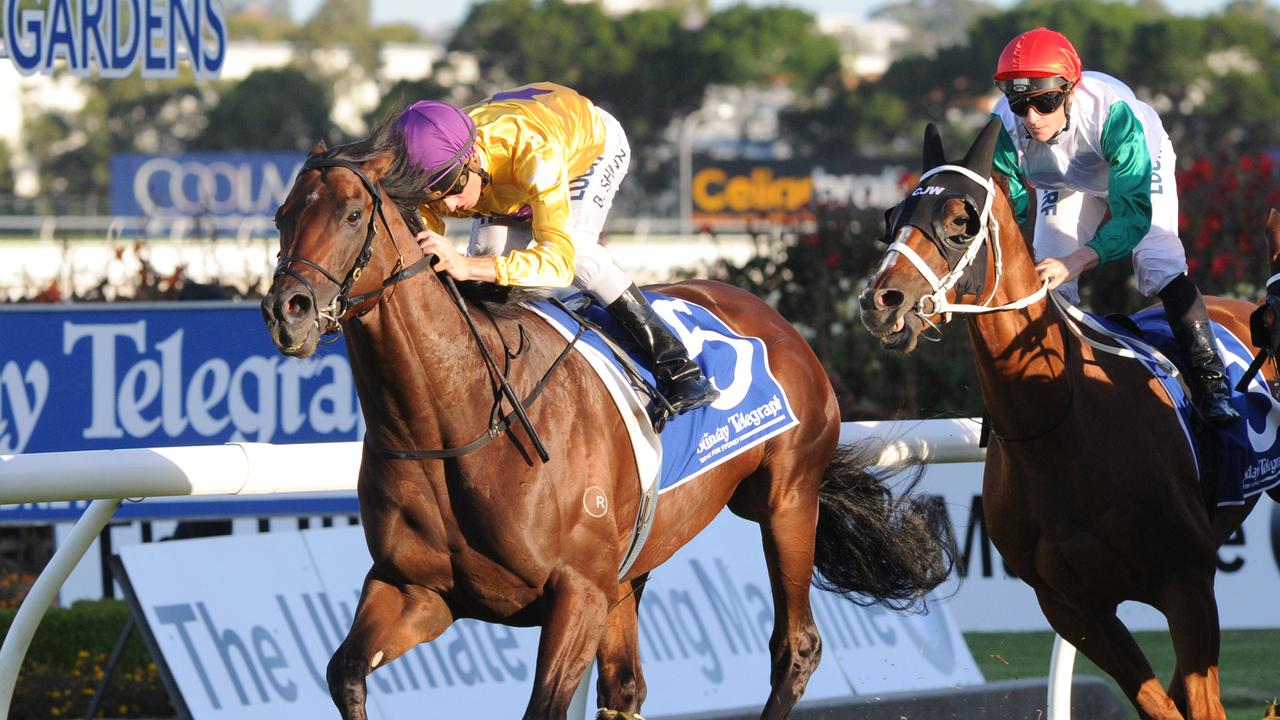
1047, 635, 1078, 719
0, 498, 123, 717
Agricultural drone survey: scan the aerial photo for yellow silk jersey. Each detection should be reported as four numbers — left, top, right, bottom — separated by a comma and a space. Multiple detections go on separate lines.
417, 82, 608, 287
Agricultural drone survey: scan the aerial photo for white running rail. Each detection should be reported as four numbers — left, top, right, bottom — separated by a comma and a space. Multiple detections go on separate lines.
0, 421, 1078, 719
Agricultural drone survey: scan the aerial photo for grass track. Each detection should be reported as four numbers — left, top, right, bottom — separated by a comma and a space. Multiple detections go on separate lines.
965, 630, 1279, 719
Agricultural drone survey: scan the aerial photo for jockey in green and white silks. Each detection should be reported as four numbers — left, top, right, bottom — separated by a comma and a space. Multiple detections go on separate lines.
989, 27, 1239, 427
991, 70, 1183, 306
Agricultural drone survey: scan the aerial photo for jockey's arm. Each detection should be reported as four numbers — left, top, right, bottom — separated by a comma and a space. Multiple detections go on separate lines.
1086, 102, 1153, 265
491, 146, 576, 288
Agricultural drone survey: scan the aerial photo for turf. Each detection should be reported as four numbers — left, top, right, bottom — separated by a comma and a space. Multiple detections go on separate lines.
965, 630, 1279, 720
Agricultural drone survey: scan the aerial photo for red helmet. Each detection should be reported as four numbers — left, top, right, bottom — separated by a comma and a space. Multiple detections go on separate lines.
993, 27, 1082, 90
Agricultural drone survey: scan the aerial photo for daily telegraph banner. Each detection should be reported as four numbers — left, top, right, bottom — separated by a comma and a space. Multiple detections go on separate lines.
691, 157, 912, 220
0, 302, 359, 454
0, 302, 361, 521
110, 152, 303, 224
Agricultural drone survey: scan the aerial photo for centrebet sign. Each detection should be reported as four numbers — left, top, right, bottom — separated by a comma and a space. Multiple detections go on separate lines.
2, 0, 226, 78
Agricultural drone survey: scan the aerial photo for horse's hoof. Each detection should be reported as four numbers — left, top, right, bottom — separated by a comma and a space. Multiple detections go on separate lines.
597, 710, 645, 720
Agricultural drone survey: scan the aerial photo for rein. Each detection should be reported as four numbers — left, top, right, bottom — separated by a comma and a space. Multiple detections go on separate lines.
277, 155, 563, 463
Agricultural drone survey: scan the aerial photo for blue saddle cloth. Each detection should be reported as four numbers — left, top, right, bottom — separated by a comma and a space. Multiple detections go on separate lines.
1093, 307, 1280, 505
531, 291, 800, 492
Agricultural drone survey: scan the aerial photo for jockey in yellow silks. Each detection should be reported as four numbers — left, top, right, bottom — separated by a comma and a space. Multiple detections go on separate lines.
403, 82, 718, 422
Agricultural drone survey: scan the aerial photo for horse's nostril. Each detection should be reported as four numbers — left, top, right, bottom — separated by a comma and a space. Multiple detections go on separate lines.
876, 289, 905, 310
286, 293, 312, 319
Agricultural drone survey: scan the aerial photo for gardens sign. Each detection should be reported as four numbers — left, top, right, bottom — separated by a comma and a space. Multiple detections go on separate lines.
1, 0, 226, 78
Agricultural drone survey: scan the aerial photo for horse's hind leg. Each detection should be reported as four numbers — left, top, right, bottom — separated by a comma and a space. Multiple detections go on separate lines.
525, 567, 610, 720
595, 577, 648, 720
730, 470, 823, 720
1035, 590, 1184, 719
1162, 580, 1226, 720
327, 574, 453, 720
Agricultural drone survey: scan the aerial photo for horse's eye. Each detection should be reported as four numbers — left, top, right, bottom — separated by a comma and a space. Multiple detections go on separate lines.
346, 210, 361, 224
951, 215, 967, 228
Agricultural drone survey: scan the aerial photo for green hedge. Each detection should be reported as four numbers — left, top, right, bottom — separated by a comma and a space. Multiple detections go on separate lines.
0, 600, 173, 718
0, 600, 152, 670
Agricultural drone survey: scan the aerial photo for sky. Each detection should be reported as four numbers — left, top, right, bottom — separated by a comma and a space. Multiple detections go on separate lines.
292, 0, 1237, 31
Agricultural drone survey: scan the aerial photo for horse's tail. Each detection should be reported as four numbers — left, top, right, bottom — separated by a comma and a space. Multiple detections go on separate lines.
812, 442, 958, 610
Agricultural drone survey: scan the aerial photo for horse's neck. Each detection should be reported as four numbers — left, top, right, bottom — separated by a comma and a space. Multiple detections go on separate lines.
966, 215, 1072, 434
344, 277, 493, 448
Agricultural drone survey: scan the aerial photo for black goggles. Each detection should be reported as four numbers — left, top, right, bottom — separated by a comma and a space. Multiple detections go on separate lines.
1008, 89, 1070, 117
424, 163, 470, 203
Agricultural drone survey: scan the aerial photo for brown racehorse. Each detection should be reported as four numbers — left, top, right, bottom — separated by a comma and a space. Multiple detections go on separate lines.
259, 123, 957, 720
859, 119, 1280, 720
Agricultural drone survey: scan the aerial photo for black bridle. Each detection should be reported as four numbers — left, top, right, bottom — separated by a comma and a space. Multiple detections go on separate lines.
272, 155, 554, 462
274, 156, 437, 336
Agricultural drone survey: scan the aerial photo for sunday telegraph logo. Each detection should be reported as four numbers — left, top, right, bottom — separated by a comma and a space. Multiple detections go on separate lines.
1, 0, 226, 78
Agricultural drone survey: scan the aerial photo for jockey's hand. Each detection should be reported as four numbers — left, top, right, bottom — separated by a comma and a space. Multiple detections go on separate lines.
1035, 246, 1099, 290
416, 230, 498, 283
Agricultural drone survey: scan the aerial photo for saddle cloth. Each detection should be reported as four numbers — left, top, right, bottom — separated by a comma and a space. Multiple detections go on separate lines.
526, 290, 800, 495
1093, 307, 1280, 505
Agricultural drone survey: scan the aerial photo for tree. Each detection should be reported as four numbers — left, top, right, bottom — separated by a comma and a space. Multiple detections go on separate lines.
689, 6, 841, 91
363, 78, 453, 132
193, 67, 335, 151
450, 0, 630, 92
294, 0, 378, 73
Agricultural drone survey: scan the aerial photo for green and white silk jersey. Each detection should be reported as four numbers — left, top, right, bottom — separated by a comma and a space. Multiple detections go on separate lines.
991, 71, 1186, 302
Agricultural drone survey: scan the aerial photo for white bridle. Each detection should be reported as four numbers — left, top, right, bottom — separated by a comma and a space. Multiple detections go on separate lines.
880, 163, 1049, 321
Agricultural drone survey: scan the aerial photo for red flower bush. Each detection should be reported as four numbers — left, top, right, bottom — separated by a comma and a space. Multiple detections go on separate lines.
1177, 150, 1280, 296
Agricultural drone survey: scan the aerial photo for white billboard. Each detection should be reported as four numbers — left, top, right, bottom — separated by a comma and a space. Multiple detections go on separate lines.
117, 510, 982, 718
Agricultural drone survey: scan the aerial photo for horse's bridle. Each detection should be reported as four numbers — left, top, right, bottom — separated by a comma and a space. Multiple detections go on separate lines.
272, 156, 555, 462
274, 156, 433, 336
881, 163, 1049, 327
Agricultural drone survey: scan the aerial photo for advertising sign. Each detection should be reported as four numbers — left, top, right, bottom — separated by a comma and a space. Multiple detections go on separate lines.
0, 302, 361, 522
116, 510, 981, 718
918, 463, 1280, 631
1, 0, 227, 78
690, 157, 912, 221
110, 152, 303, 225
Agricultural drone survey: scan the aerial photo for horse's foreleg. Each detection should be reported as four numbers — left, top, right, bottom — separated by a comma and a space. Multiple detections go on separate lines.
753, 494, 823, 720
1035, 590, 1182, 719
327, 574, 453, 720
1162, 581, 1226, 720
594, 577, 648, 719
524, 568, 609, 720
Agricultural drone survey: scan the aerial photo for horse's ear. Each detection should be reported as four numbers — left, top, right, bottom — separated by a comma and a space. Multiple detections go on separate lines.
961, 118, 1002, 179
309, 140, 327, 156
922, 123, 945, 171
1266, 208, 1280, 265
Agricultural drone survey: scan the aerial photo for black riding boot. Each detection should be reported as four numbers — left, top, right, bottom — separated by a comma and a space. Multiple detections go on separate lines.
1159, 274, 1240, 428
606, 284, 719, 426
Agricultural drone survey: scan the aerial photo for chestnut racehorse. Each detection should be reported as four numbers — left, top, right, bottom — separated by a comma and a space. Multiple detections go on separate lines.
260, 125, 957, 720
859, 119, 1279, 720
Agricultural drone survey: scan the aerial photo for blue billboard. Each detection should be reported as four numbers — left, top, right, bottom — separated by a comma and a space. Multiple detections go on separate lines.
110, 152, 304, 223
0, 302, 362, 520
